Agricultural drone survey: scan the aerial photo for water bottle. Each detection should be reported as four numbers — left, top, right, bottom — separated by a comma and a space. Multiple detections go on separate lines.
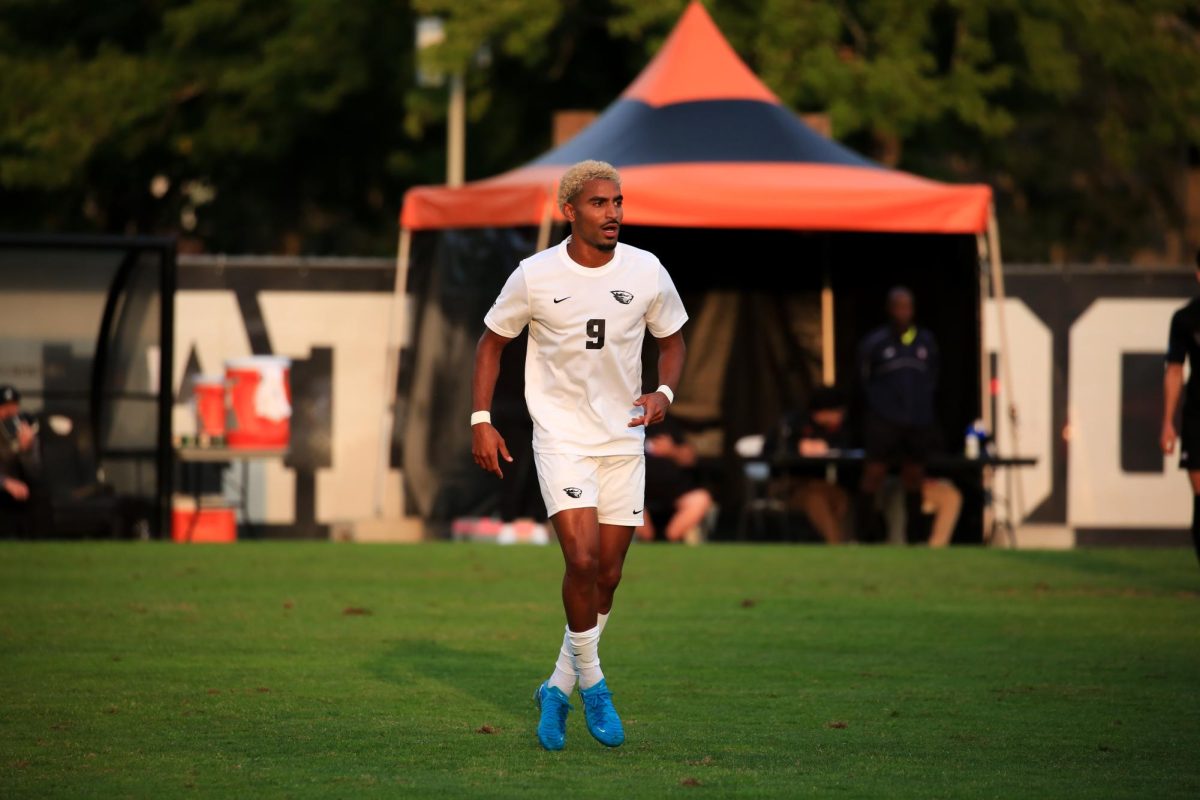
964, 419, 986, 459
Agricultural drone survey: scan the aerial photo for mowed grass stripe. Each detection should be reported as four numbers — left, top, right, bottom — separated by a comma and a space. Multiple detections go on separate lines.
0, 543, 1197, 798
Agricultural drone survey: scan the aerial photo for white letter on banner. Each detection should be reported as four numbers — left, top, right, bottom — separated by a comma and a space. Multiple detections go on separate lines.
1068, 299, 1188, 528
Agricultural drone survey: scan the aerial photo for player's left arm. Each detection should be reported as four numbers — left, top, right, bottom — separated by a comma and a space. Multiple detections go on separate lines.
1163, 310, 1188, 454
630, 330, 686, 428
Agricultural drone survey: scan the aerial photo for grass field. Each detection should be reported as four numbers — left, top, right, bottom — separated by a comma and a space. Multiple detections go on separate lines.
1, 542, 1198, 798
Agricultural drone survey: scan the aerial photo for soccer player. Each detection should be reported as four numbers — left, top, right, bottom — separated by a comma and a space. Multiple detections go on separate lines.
470, 160, 688, 750
1161, 249, 1200, 564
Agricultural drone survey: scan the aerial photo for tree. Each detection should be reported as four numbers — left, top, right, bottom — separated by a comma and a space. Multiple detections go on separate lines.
0, 0, 430, 253
0, 0, 1197, 260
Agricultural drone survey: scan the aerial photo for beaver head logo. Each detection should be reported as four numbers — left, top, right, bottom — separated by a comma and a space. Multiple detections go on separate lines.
563, 487, 583, 499
610, 290, 634, 305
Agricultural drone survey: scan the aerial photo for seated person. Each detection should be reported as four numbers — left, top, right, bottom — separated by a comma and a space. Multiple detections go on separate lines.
881, 476, 963, 547
770, 387, 851, 544
0, 385, 42, 536
637, 417, 713, 544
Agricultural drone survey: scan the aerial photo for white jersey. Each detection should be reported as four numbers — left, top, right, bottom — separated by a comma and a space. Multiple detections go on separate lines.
484, 238, 688, 456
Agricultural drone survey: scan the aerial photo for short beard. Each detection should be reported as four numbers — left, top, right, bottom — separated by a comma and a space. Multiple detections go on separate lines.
586, 230, 618, 252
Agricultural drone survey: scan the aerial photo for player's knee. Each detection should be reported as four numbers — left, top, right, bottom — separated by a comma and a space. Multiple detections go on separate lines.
597, 564, 622, 594
565, 552, 599, 580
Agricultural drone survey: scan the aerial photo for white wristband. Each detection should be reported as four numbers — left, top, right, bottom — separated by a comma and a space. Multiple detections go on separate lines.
656, 385, 674, 404
470, 410, 492, 427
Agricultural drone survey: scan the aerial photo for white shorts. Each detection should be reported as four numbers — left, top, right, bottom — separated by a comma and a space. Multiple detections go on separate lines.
534, 452, 645, 527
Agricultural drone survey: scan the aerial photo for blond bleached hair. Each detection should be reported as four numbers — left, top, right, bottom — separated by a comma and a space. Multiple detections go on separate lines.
557, 160, 621, 210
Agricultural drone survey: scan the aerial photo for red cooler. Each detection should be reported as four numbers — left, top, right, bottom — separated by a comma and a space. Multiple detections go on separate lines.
172, 506, 237, 543
193, 375, 227, 437
225, 356, 292, 448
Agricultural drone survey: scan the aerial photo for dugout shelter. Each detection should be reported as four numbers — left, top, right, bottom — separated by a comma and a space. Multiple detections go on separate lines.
0, 235, 176, 537
390, 2, 1012, 530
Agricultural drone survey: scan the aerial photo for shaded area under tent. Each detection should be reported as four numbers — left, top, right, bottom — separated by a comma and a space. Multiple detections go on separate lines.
398, 226, 986, 540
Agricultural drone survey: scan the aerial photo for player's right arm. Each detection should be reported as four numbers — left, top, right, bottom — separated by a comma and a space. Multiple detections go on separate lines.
1163, 309, 1187, 454
471, 330, 515, 478
473, 266, 531, 478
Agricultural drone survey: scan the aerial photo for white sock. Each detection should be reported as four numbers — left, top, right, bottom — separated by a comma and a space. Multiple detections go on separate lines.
546, 612, 610, 695
569, 625, 604, 690
547, 626, 576, 695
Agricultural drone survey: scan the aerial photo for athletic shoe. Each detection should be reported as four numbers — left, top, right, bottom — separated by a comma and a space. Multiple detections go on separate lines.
534, 681, 571, 751
579, 678, 625, 747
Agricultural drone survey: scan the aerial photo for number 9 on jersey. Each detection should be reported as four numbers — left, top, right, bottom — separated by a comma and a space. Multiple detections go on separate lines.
586, 318, 606, 350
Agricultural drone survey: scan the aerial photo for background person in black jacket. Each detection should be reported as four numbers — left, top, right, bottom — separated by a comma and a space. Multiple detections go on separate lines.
638, 417, 713, 544
856, 288, 941, 542
0, 385, 42, 536
770, 387, 853, 544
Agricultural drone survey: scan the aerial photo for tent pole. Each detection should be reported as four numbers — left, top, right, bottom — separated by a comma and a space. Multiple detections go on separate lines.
986, 204, 1026, 534
976, 231, 992, 434
821, 260, 835, 386
536, 192, 555, 253
376, 225, 412, 518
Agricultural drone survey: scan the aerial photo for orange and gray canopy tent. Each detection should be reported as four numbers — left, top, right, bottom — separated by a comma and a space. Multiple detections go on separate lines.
400, 1, 993, 236
387, 2, 1016, 525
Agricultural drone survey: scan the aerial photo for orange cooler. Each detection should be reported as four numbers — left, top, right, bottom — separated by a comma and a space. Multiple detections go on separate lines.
225, 356, 292, 448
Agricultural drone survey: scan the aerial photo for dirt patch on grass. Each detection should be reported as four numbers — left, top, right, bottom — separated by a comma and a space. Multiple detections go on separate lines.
826, 720, 848, 729
342, 607, 372, 616
476, 725, 498, 734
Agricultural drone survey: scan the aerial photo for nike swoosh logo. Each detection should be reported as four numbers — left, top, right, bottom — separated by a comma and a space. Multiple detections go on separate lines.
633, 508, 643, 515
553, 296, 570, 303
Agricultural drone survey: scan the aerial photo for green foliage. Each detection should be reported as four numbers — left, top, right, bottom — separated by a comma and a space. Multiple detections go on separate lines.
0, 0, 426, 252
741, 0, 1198, 259
0, 1, 1197, 258
0, 543, 1198, 797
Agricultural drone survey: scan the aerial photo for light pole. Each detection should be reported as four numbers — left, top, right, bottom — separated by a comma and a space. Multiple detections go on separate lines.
417, 16, 478, 188
446, 72, 465, 188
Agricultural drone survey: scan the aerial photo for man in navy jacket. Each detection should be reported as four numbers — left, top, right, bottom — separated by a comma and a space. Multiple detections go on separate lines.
856, 288, 940, 542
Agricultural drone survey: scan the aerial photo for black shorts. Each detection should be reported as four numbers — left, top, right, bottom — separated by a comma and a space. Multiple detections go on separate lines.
863, 414, 940, 465
1180, 414, 1200, 470
644, 455, 694, 513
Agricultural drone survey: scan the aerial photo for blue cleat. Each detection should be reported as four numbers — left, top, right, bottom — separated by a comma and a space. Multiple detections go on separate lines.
534, 681, 572, 751
579, 679, 625, 747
